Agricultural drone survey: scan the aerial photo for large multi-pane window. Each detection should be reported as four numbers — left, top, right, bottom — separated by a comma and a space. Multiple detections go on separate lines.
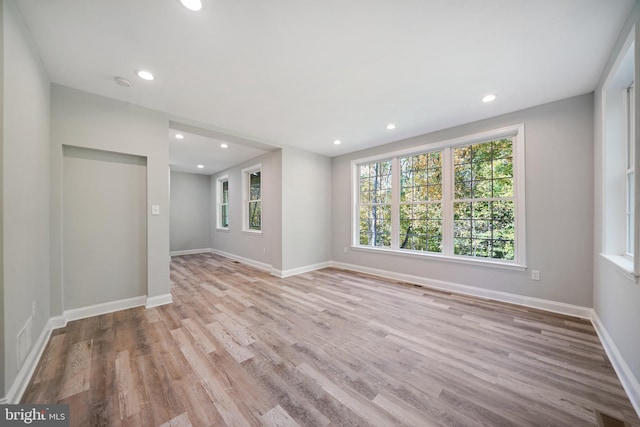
217, 177, 229, 229
353, 126, 525, 267
399, 152, 442, 252
359, 160, 392, 247
242, 165, 262, 232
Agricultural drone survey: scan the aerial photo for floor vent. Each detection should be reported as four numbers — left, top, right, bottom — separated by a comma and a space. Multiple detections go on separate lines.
595, 410, 630, 427
16, 316, 33, 371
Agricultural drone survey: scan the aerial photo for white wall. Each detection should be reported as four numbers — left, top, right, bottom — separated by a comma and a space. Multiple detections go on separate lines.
281, 147, 332, 272
333, 94, 594, 307
594, 1, 640, 397
51, 85, 171, 305
2, 0, 51, 394
211, 150, 280, 268
63, 147, 147, 309
170, 171, 211, 252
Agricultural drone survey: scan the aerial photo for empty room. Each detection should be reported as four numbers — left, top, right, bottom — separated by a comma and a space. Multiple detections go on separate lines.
2, 0, 640, 426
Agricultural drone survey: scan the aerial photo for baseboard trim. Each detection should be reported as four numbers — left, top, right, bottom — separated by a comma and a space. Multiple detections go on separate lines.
330, 261, 593, 319
64, 296, 147, 323
272, 261, 332, 278
170, 248, 212, 256
146, 293, 173, 308
1, 316, 57, 404
591, 311, 640, 417
210, 248, 272, 272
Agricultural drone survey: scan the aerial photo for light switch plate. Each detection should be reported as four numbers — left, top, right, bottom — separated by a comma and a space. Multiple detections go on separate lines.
151, 205, 160, 215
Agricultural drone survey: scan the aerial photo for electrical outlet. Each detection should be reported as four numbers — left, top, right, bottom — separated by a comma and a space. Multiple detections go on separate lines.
531, 270, 540, 281
343, 247, 348, 254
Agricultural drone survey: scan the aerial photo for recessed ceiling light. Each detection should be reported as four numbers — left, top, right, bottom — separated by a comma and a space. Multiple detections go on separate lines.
482, 94, 496, 103
220, 143, 228, 148
180, 0, 202, 11
137, 70, 155, 81
333, 140, 341, 145
197, 164, 204, 169
175, 134, 184, 140
386, 123, 396, 130
114, 76, 131, 87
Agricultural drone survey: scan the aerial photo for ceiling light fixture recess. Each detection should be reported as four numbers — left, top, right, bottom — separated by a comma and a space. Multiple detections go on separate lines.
175, 134, 184, 140
386, 123, 396, 130
137, 70, 155, 81
333, 140, 341, 145
197, 164, 204, 169
220, 143, 228, 148
114, 76, 131, 87
180, 0, 202, 11
482, 94, 496, 103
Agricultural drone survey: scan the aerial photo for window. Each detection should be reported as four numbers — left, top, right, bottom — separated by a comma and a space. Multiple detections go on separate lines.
359, 160, 392, 247
352, 125, 525, 268
399, 152, 442, 252
216, 176, 229, 229
626, 84, 635, 257
601, 35, 636, 275
242, 165, 262, 232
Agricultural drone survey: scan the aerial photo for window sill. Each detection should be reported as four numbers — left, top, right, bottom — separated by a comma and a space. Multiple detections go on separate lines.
216, 227, 230, 232
350, 245, 527, 271
242, 229, 263, 236
600, 253, 636, 281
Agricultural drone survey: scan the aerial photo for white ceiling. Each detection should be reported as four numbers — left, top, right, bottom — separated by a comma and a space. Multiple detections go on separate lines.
17, 0, 635, 164
169, 127, 269, 175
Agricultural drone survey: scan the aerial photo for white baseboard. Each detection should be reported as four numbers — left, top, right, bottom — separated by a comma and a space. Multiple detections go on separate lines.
170, 248, 212, 256
0, 316, 57, 404
146, 293, 173, 308
591, 311, 640, 416
210, 248, 272, 272
64, 296, 147, 323
272, 261, 332, 278
330, 261, 593, 319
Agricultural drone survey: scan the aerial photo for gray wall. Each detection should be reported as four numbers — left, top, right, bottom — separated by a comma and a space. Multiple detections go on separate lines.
281, 147, 332, 271
211, 151, 280, 267
170, 171, 211, 252
594, 2, 640, 388
63, 147, 147, 309
51, 85, 171, 305
2, 0, 51, 393
332, 94, 594, 307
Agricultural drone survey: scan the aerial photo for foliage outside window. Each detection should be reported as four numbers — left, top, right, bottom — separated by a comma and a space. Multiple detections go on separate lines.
249, 171, 262, 230
221, 180, 229, 228
359, 161, 392, 247
242, 165, 262, 232
353, 126, 525, 267
216, 177, 229, 230
400, 152, 442, 252
453, 139, 515, 260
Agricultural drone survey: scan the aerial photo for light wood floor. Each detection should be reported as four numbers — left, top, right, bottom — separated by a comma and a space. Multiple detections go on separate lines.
23, 253, 640, 426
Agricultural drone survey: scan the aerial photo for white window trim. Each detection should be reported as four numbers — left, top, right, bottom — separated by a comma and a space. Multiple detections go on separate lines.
216, 175, 229, 231
351, 124, 526, 270
242, 164, 262, 234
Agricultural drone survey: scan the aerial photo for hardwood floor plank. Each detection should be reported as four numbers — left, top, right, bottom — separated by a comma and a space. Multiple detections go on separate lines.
58, 339, 92, 400
261, 405, 301, 427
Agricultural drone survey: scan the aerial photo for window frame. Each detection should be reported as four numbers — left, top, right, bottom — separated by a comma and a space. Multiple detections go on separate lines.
216, 175, 229, 230
351, 124, 526, 270
626, 83, 635, 258
242, 164, 262, 234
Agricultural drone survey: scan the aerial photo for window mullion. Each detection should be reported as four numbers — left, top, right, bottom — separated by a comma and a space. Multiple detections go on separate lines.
391, 157, 400, 250
442, 147, 454, 256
